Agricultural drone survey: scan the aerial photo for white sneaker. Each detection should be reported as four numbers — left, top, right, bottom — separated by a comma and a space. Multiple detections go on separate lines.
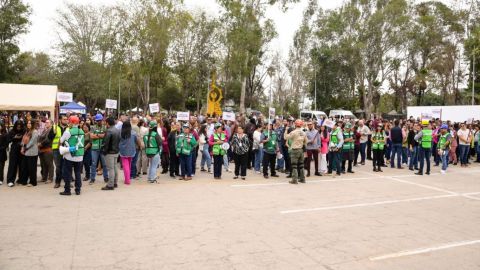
440, 170, 446, 174
8, 182, 14, 187
0, 181, 3, 185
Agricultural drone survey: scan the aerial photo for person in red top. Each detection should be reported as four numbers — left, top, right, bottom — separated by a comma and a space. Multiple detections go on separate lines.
190, 123, 200, 176
353, 126, 362, 166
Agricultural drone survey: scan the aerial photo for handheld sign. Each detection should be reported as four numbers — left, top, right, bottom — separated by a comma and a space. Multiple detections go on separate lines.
322, 119, 335, 129
177, 111, 190, 121
222, 112, 235, 121
57, 92, 73, 102
105, 99, 117, 109
149, 103, 160, 113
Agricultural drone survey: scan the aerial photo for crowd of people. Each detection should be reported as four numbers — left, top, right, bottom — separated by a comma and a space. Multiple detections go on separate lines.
0, 111, 479, 195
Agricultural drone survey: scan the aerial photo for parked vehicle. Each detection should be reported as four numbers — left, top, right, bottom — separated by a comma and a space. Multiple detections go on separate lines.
300, 110, 328, 122
329, 109, 357, 120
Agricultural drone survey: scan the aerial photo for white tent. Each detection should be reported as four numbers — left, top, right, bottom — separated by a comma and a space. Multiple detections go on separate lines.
0, 84, 58, 117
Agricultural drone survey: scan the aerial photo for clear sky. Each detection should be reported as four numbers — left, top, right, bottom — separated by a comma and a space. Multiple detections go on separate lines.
19, 0, 344, 59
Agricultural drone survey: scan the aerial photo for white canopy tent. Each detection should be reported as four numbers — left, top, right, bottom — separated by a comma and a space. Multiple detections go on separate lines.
0, 84, 58, 117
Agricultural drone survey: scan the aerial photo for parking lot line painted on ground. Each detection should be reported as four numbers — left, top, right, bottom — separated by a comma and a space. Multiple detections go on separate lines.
280, 194, 458, 214
369, 240, 480, 261
230, 176, 378, 187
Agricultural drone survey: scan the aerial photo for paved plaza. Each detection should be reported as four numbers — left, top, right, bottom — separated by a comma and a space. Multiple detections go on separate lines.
1, 162, 479, 270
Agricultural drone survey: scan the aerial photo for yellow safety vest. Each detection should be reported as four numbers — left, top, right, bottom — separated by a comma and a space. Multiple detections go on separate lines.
52, 125, 62, 150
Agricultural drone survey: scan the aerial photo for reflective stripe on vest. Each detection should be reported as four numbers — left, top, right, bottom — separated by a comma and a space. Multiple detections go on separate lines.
144, 131, 159, 155
372, 132, 385, 150
438, 134, 448, 150
212, 133, 226, 156
67, 127, 85, 156
342, 131, 353, 150
52, 125, 62, 150
422, 129, 432, 149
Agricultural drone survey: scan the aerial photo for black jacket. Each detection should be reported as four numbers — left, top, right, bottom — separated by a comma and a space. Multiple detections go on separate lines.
102, 127, 120, 155
390, 126, 403, 144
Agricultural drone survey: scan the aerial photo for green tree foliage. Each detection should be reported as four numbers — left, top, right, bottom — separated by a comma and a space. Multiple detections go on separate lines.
0, 0, 30, 82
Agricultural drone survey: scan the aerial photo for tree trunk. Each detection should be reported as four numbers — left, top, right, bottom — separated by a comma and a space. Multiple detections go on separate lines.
239, 53, 249, 114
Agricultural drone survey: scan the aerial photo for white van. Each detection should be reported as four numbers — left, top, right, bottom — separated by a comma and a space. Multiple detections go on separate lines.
329, 109, 357, 120
300, 110, 328, 122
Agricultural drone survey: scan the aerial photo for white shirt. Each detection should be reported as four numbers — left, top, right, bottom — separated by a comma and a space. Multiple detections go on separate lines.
253, 130, 263, 149
359, 125, 371, 143
457, 129, 471, 145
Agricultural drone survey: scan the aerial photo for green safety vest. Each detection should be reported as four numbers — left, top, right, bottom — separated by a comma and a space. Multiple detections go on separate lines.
263, 131, 277, 152
212, 133, 226, 156
372, 132, 385, 150
143, 131, 160, 155
52, 125, 62, 150
438, 133, 449, 150
67, 127, 85, 157
342, 131, 354, 150
91, 125, 106, 150
421, 129, 432, 149
331, 128, 339, 144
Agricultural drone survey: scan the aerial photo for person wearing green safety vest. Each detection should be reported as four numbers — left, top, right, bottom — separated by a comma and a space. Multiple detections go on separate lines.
414, 120, 433, 175
209, 123, 225, 179
176, 124, 197, 181
371, 124, 386, 172
89, 114, 108, 185
341, 122, 355, 174
143, 121, 162, 183
52, 115, 68, 189
59, 115, 84, 196
261, 123, 279, 179
438, 124, 452, 174
327, 122, 344, 176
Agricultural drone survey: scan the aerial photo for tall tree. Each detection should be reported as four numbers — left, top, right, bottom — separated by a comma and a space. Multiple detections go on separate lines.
0, 0, 30, 82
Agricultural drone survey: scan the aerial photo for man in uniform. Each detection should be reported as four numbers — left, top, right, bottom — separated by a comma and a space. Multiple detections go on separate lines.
89, 113, 108, 184
327, 122, 344, 176
59, 116, 84, 196
414, 120, 433, 175
52, 115, 69, 189
284, 119, 307, 184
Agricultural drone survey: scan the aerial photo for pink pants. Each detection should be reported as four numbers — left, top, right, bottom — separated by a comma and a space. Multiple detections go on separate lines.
120, 156, 133, 184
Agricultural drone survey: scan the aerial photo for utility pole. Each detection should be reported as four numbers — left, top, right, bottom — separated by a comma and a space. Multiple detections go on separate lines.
118, 66, 121, 118
314, 68, 317, 111
473, 47, 476, 106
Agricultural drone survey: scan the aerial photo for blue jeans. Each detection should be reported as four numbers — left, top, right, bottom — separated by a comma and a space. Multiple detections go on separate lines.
276, 155, 285, 170
191, 148, 198, 175
254, 148, 263, 172
476, 142, 480, 162
441, 149, 449, 171
458, 145, 469, 165
180, 153, 193, 177
63, 159, 82, 193
409, 146, 419, 169
200, 144, 212, 170
390, 143, 402, 168
148, 153, 160, 181
130, 150, 138, 178
432, 143, 440, 165
360, 142, 367, 163
418, 147, 431, 174
83, 149, 92, 179
328, 151, 341, 175
402, 147, 408, 164
90, 150, 108, 181
385, 141, 392, 160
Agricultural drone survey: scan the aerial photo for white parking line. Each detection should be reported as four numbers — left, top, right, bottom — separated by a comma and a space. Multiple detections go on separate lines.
370, 240, 480, 261
231, 177, 377, 187
280, 194, 457, 214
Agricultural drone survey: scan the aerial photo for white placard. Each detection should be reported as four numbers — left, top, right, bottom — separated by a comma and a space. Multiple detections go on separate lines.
149, 103, 160, 113
268, 107, 276, 117
322, 119, 336, 129
222, 112, 235, 121
176, 111, 190, 121
57, 92, 73, 102
467, 118, 474, 124
421, 112, 432, 120
431, 109, 442, 119
105, 99, 117, 109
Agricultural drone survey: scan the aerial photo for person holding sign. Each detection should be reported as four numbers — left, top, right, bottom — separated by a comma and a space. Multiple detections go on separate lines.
176, 124, 197, 181
371, 123, 386, 172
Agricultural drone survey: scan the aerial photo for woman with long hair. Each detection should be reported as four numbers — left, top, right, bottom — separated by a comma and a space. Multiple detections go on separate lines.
198, 124, 212, 173
20, 119, 39, 186
319, 125, 329, 174
6, 121, 25, 187
82, 123, 92, 182
0, 123, 8, 185
119, 121, 141, 185
231, 125, 250, 180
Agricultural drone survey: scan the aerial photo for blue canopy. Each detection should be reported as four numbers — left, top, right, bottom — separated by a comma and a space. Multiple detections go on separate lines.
60, 102, 86, 114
